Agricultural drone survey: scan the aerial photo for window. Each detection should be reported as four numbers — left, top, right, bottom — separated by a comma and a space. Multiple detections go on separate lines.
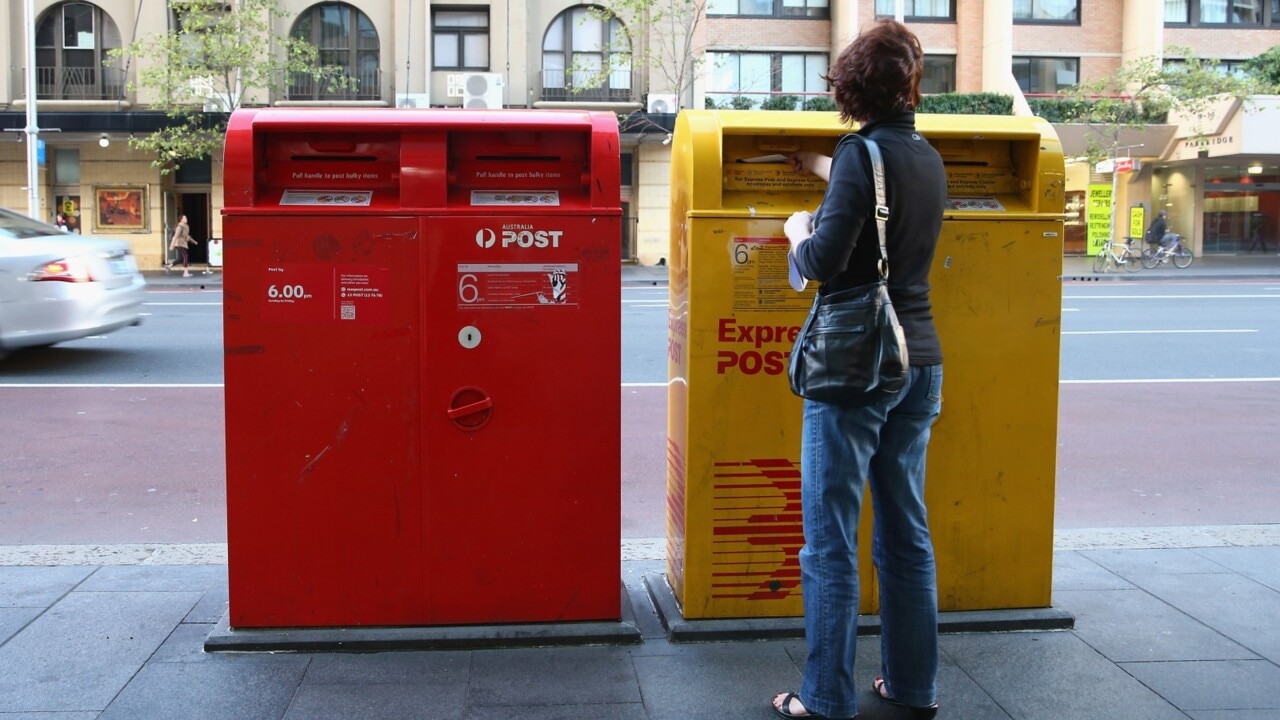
541, 6, 632, 101
54, 148, 80, 185
1014, 0, 1079, 22
706, 52, 828, 110
175, 158, 213, 185
1165, 0, 1190, 22
433, 8, 489, 70
707, 0, 829, 17
34, 2, 123, 100
873, 0, 954, 19
1165, 0, 1280, 24
1012, 56, 1079, 94
290, 3, 381, 100
1164, 57, 1251, 77
921, 55, 956, 94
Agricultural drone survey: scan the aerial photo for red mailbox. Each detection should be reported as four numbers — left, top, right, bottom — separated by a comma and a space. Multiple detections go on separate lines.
222, 108, 621, 628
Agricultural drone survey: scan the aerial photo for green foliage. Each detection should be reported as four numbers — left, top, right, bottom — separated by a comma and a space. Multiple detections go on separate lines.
585, 0, 705, 114
1242, 45, 1280, 89
760, 94, 800, 111
108, 0, 347, 172
703, 96, 756, 110
1028, 96, 1168, 124
917, 93, 1014, 115
803, 96, 837, 112
1061, 48, 1261, 162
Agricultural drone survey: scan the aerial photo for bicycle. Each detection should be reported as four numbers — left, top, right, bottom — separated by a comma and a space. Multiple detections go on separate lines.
1093, 236, 1142, 273
1142, 232, 1194, 269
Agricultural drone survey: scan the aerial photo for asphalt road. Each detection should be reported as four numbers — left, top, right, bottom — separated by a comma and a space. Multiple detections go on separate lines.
0, 280, 1276, 544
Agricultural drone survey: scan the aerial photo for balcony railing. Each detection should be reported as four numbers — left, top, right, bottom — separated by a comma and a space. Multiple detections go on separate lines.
15, 66, 127, 101
286, 67, 382, 101
539, 70, 634, 103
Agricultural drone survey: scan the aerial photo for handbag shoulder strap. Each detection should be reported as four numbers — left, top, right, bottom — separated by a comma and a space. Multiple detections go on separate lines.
860, 137, 890, 281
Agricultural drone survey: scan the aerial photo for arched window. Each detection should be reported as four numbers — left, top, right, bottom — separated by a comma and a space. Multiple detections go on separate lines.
290, 3, 381, 100
35, 2, 123, 100
541, 6, 631, 101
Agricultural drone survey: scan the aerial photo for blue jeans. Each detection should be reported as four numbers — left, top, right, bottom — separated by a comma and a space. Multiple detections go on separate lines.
797, 364, 942, 718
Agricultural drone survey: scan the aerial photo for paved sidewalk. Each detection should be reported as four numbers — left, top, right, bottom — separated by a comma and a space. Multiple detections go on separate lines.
2, 528, 1279, 719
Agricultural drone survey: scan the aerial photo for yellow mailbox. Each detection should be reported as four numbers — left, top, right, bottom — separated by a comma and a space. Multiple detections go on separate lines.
666, 110, 1064, 620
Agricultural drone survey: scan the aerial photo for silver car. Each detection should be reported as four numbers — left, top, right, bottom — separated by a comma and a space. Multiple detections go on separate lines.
0, 208, 146, 358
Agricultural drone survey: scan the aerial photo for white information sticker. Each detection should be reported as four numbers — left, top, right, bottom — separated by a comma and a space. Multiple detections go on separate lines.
456, 263, 579, 307
945, 196, 1005, 212
470, 191, 561, 207
279, 191, 373, 206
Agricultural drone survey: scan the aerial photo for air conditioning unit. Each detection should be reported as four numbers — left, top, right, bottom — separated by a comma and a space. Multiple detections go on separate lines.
395, 93, 431, 108
647, 93, 678, 114
204, 96, 231, 113
447, 73, 504, 109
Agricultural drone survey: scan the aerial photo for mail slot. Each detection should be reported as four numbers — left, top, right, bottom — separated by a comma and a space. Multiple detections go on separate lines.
222, 108, 622, 628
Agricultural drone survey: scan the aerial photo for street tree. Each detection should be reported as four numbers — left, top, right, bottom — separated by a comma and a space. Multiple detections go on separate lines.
1057, 48, 1263, 163
108, 0, 346, 172
1242, 45, 1280, 89
579, 0, 706, 126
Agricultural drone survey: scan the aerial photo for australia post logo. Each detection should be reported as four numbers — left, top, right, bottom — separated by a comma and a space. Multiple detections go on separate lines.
475, 224, 564, 250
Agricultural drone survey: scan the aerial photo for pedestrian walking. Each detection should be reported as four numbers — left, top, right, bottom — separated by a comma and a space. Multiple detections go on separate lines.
169, 215, 196, 277
772, 19, 945, 720
1247, 212, 1269, 253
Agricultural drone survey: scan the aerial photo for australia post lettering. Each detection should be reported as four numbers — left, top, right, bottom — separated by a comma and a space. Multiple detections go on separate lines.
475, 224, 564, 249
716, 317, 801, 376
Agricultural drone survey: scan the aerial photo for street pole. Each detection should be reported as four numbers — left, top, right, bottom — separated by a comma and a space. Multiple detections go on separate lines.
1104, 143, 1144, 247
24, 0, 41, 220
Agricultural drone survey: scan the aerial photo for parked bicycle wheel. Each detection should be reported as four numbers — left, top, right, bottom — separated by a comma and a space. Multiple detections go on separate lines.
1173, 246, 1194, 268
1121, 248, 1142, 272
1141, 247, 1160, 269
1093, 251, 1107, 273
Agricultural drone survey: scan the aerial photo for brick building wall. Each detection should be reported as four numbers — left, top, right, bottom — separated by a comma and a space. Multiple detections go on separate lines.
1165, 28, 1280, 60
701, 18, 833, 51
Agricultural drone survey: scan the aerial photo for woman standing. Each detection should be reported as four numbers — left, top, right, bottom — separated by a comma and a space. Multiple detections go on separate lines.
771, 20, 946, 720
169, 215, 195, 277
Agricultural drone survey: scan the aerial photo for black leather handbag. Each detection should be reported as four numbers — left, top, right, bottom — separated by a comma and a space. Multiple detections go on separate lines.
787, 137, 909, 405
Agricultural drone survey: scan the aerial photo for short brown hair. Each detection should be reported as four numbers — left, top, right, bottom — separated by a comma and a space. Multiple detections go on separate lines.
826, 20, 924, 124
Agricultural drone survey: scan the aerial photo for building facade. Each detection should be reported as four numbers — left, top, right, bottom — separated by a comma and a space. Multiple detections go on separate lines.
1, 0, 1278, 268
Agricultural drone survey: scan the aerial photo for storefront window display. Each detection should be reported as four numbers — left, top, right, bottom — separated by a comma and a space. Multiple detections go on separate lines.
1202, 164, 1280, 254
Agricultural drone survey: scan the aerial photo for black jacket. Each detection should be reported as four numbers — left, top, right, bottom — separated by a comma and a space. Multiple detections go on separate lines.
791, 113, 945, 365
1145, 214, 1167, 243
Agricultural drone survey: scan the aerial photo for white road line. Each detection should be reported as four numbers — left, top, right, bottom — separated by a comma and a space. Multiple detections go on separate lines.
1062, 329, 1258, 335
1061, 377, 1280, 384
1063, 294, 1280, 299
5, 379, 1278, 389
0, 383, 224, 388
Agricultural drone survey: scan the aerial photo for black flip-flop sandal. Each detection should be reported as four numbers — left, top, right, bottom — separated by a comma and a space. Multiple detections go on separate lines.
872, 677, 938, 719
772, 691, 827, 719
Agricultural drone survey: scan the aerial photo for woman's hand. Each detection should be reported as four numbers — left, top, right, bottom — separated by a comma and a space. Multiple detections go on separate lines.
784, 210, 814, 251
788, 151, 832, 182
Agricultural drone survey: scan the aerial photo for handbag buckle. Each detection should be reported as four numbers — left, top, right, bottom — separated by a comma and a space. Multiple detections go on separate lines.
875, 205, 889, 221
